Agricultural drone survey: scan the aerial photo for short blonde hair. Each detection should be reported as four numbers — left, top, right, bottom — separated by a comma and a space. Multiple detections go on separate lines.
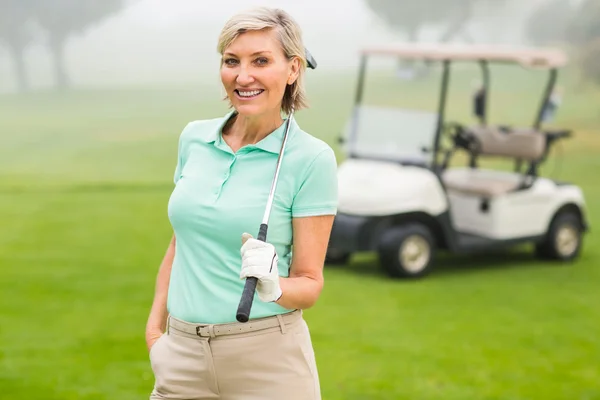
217, 7, 309, 115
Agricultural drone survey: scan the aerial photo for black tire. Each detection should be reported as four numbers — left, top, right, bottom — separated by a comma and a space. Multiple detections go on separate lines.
377, 223, 435, 278
325, 247, 351, 265
535, 211, 583, 261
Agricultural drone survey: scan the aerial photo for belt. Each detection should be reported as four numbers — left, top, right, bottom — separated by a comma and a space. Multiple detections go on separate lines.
167, 309, 301, 338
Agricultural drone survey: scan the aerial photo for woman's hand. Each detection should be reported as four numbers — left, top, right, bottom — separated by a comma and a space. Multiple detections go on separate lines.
239, 232, 283, 303
146, 328, 163, 352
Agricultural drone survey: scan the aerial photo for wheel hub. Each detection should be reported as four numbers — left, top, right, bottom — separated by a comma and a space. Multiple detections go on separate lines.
399, 235, 430, 273
555, 225, 579, 256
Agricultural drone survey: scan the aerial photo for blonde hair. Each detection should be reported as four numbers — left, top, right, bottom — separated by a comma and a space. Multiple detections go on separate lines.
217, 7, 309, 115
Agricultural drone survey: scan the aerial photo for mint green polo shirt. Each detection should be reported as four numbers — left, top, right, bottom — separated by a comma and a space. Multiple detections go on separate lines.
166, 110, 338, 324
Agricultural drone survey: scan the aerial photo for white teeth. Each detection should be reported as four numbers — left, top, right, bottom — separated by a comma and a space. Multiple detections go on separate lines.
238, 90, 262, 97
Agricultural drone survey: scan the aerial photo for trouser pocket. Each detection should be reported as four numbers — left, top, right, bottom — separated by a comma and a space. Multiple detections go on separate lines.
149, 333, 219, 399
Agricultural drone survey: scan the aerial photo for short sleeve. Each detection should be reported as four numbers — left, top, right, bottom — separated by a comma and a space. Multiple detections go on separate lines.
291, 147, 338, 217
173, 123, 192, 184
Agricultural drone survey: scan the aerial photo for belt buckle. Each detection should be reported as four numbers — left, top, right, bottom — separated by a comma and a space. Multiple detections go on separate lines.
196, 325, 209, 337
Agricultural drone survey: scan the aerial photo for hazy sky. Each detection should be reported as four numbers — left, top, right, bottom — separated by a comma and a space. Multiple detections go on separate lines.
0, 0, 540, 93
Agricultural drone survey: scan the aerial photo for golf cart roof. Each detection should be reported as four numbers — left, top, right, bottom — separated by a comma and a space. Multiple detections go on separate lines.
361, 43, 568, 68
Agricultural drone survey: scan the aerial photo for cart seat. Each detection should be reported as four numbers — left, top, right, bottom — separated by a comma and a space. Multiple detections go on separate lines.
467, 125, 546, 161
442, 168, 524, 197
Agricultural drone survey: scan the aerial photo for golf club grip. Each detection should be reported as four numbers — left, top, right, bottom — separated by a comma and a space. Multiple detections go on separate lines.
236, 224, 269, 322
257, 223, 268, 242
236, 277, 258, 322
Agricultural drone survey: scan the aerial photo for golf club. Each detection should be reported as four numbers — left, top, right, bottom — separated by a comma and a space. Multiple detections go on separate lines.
236, 49, 317, 323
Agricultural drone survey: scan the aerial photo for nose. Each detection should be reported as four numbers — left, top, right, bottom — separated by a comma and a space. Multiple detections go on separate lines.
236, 66, 255, 86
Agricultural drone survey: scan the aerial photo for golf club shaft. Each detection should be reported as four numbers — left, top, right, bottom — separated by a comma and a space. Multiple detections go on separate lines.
236, 111, 294, 323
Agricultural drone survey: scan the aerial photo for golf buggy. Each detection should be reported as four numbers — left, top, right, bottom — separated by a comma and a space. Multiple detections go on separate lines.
326, 44, 589, 278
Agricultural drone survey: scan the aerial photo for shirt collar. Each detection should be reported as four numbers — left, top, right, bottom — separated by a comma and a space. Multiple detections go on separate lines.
202, 110, 295, 154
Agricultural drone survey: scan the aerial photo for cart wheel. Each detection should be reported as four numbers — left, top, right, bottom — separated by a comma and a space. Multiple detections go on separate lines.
325, 247, 351, 265
535, 211, 583, 261
378, 223, 435, 278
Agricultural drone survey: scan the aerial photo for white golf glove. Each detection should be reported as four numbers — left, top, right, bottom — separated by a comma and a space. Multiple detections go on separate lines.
239, 232, 283, 303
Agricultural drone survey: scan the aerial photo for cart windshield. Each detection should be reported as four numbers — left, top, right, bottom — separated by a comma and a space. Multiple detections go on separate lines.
343, 105, 439, 164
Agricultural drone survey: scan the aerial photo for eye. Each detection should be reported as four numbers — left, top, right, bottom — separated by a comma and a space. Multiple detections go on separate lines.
254, 57, 269, 66
223, 58, 238, 66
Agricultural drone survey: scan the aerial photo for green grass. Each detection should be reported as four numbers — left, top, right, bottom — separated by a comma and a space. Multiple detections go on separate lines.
1, 66, 599, 400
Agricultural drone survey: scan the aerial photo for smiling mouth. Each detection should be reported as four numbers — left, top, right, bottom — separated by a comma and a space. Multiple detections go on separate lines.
235, 89, 264, 99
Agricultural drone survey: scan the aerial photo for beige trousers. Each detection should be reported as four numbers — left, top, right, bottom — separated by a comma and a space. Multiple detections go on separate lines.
148, 310, 321, 400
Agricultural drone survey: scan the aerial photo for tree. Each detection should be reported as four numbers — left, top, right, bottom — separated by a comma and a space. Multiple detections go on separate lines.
31, 0, 124, 90
363, 0, 446, 42
437, 0, 479, 43
566, 0, 600, 85
525, 0, 575, 45
567, 0, 600, 45
363, 0, 510, 43
0, 0, 37, 92
362, 0, 515, 78
578, 38, 600, 85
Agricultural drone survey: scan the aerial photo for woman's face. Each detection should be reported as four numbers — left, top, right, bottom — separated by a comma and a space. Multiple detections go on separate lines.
220, 29, 300, 118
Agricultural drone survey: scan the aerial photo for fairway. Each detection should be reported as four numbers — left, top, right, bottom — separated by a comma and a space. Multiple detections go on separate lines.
1, 67, 599, 400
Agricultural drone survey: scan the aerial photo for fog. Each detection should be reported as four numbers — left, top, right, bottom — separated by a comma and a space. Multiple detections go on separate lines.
0, 0, 548, 93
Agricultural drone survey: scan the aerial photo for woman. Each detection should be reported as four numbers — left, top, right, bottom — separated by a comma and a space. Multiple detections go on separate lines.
145, 6, 338, 400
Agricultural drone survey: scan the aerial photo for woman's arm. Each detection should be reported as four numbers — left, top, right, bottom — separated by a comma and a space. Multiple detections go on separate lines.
145, 234, 176, 350
275, 214, 335, 310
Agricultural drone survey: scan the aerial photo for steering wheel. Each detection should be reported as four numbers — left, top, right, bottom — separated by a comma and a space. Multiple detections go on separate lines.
441, 122, 466, 149
437, 122, 481, 171
436, 122, 464, 170
445, 122, 482, 152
